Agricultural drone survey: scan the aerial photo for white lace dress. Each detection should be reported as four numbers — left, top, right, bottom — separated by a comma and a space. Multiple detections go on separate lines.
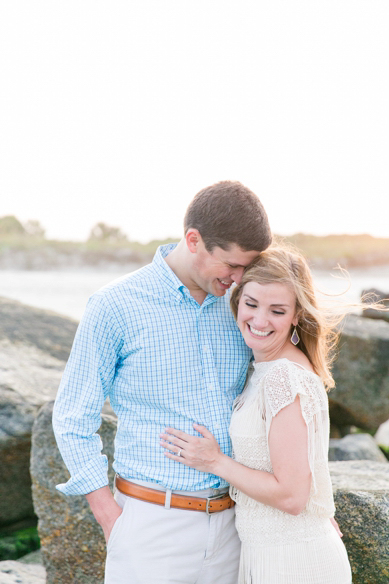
229, 358, 352, 584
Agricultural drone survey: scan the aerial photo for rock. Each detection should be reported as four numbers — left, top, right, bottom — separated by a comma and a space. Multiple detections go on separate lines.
330, 460, 389, 583
18, 550, 43, 565
329, 433, 388, 462
330, 314, 389, 432
0, 297, 78, 361
361, 288, 389, 322
375, 419, 389, 448
0, 560, 46, 584
0, 297, 77, 528
0, 346, 68, 528
30, 401, 117, 584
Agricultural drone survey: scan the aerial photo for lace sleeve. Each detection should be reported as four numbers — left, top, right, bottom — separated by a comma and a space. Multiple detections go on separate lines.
262, 361, 327, 427
262, 361, 305, 419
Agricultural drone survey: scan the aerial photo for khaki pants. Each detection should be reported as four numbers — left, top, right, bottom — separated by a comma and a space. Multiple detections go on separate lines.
105, 485, 241, 584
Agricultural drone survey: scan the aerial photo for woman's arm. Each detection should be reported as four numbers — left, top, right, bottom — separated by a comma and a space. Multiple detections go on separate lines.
160, 396, 312, 515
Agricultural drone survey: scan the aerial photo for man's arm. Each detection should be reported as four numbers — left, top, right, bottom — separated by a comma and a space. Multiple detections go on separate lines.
53, 293, 124, 497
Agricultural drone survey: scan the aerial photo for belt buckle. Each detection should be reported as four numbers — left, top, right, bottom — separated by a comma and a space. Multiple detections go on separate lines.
205, 492, 227, 515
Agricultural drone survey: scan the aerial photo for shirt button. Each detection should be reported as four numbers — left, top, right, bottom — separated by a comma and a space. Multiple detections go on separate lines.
203, 346, 209, 352
214, 423, 220, 430
208, 384, 215, 391
286, 391, 291, 397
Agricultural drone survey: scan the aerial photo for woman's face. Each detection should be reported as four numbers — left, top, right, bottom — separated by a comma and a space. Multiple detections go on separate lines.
237, 280, 298, 361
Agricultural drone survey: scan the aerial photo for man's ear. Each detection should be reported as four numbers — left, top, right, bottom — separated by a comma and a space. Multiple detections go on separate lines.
185, 229, 201, 254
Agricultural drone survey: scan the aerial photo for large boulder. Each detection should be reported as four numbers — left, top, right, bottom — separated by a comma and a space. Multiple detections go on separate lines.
31, 401, 116, 584
0, 297, 78, 528
0, 296, 78, 361
330, 314, 389, 432
330, 460, 389, 583
329, 433, 388, 462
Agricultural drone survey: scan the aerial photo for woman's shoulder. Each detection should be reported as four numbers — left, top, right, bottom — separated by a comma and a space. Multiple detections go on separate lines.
254, 357, 324, 396
254, 356, 314, 378
255, 359, 327, 419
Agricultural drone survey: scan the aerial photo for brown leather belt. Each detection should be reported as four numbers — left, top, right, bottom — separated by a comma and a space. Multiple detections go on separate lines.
115, 476, 235, 514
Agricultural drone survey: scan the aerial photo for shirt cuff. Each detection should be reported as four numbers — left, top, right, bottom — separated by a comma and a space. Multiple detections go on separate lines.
56, 455, 110, 496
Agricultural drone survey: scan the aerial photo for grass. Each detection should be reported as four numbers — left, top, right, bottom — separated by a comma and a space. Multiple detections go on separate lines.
0, 526, 40, 561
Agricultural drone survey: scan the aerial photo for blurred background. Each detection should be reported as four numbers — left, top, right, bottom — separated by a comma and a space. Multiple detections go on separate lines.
0, 0, 388, 320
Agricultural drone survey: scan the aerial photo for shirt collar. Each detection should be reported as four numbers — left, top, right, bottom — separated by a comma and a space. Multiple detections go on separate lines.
152, 243, 219, 306
152, 244, 186, 302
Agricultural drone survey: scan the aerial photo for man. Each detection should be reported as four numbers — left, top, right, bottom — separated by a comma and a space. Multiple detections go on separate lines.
53, 180, 272, 583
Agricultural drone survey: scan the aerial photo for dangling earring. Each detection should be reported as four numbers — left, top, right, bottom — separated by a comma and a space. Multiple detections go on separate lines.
291, 326, 300, 345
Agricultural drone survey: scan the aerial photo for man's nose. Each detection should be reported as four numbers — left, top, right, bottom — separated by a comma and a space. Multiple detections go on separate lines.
231, 267, 245, 284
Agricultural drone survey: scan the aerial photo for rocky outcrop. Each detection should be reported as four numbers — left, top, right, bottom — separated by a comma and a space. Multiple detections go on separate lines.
330, 314, 389, 433
329, 433, 388, 462
361, 288, 389, 322
0, 560, 46, 583
0, 296, 78, 361
0, 297, 78, 528
330, 460, 389, 583
30, 402, 389, 584
30, 401, 116, 584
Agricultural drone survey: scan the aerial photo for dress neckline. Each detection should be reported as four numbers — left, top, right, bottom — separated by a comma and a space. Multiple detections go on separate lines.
252, 357, 318, 378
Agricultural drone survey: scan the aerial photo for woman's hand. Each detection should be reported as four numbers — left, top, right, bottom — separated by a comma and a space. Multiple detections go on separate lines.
160, 423, 224, 474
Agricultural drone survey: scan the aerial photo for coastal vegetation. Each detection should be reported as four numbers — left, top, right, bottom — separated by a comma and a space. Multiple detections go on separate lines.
0, 215, 388, 270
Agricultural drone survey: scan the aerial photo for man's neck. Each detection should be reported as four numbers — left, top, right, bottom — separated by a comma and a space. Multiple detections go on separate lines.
164, 240, 207, 305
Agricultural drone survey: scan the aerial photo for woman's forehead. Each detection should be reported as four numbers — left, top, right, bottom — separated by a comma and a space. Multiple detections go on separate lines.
242, 280, 296, 302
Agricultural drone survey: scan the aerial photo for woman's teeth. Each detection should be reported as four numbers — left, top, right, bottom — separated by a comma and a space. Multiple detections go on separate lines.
249, 325, 271, 337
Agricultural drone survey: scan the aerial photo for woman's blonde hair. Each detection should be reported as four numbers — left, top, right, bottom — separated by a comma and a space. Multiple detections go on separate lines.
230, 243, 353, 390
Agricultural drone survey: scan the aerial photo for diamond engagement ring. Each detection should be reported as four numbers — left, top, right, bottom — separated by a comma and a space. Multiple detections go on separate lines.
177, 449, 182, 457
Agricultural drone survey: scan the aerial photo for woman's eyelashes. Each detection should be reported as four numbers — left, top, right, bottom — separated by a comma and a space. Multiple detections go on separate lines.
244, 301, 285, 316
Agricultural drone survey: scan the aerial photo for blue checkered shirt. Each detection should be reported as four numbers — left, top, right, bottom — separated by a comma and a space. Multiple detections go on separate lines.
53, 244, 252, 495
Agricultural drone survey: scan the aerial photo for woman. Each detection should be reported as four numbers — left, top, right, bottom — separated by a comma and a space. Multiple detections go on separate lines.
160, 244, 353, 583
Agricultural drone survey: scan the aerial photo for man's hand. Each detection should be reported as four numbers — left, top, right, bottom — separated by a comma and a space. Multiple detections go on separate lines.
85, 485, 123, 544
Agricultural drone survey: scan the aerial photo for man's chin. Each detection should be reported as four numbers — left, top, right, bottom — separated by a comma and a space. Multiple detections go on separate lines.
212, 285, 228, 297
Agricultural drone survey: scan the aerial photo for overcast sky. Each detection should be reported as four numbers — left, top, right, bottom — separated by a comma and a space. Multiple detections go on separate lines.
1, 1, 388, 243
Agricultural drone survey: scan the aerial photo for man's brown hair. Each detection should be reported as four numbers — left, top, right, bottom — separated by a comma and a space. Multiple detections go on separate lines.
184, 180, 272, 252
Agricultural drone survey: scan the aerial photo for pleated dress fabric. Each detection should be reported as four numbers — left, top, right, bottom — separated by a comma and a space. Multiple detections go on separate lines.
229, 359, 352, 584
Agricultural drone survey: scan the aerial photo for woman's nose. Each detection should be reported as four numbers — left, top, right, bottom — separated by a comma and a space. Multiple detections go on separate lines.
251, 311, 269, 329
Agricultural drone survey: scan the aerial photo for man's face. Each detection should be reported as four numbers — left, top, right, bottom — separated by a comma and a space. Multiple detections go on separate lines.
191, 240, 259, 297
